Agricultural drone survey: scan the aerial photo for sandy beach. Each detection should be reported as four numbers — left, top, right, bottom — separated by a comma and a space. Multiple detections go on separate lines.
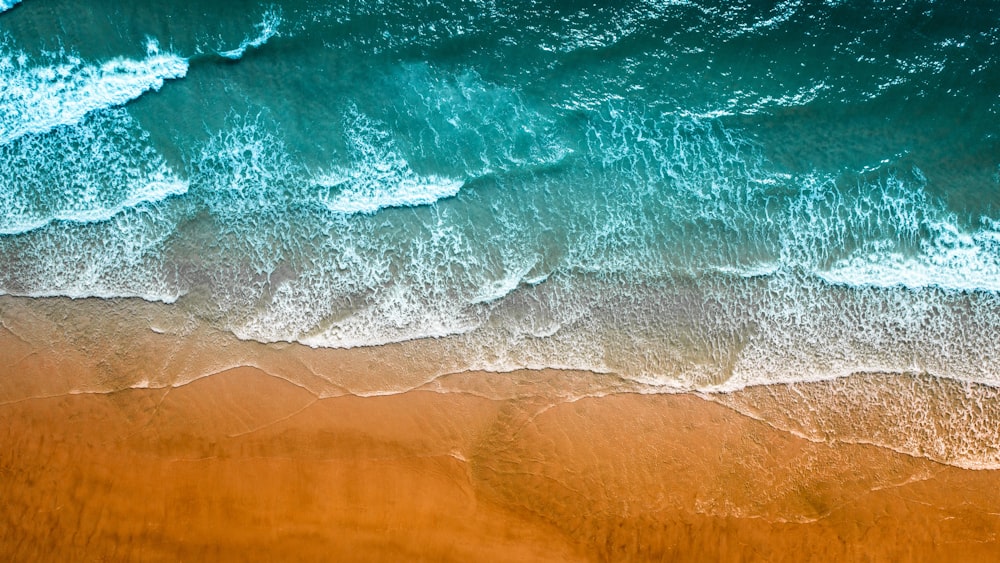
3, 299, 1000, 561
4, 1, 1000, 560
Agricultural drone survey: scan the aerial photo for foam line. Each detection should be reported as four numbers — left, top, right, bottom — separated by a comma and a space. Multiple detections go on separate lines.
0, 40, 188, 145
0, 179, 188, 236
319, 173, 464, 215
0, 109, 188, 235
218, 8, 282, 59
318, 108, 465, 215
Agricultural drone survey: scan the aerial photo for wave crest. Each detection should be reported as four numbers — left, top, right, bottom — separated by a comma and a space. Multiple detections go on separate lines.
0, 39, 187, 145
317, 108, 464, 215
218, 7, 282, 59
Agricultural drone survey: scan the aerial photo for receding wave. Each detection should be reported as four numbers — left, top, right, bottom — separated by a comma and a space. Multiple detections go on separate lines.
0, 109, 188, 235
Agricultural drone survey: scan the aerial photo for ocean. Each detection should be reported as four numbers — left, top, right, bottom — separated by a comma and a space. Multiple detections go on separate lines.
2, 1, 1000, 455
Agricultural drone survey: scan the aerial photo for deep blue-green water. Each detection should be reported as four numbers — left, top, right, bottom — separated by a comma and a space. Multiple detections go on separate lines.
2, 0, 1000, 389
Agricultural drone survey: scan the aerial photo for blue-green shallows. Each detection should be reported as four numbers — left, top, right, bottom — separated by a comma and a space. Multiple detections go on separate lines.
2, 0, 999, 388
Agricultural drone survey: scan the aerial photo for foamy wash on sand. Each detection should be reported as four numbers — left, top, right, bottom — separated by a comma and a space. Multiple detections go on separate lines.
2, 2, 1000, 455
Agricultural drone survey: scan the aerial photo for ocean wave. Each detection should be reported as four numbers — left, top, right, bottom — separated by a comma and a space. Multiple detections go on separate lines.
705, 176, 1000, 294
318, 173, 464, 215
470, 261, 539, 305
385, 64, 571, 176
317, 108, 464, 215
0, 109, 188, 235
0, 178, 187, 236
0, 39, 188, 145
0, 0, 21, 14
726, 0, 802, 37
2, 26, 996, 392
218, 7, 282, 59
787, 171, 1000, 293
0, 202, 184, 304
580, 102, 1000, 293
817, 230, 1000, 292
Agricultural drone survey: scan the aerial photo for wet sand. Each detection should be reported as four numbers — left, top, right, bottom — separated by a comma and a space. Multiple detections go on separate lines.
3, 299, 1000, 561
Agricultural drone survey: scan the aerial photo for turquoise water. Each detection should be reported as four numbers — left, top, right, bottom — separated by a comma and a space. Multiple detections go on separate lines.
2, 0, 999, 389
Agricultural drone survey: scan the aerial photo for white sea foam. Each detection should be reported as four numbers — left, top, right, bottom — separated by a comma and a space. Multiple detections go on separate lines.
316, 173, 462, 215
596, 113, 1000, 295
0, 202, 184, 304
819, 237, 1000, 292
10, 286, 182, 304
318, 108, 465, 215
788, 172, 1000, 293
219, 7, 282, 59
470, 261, 537, 304
0, 106, 186, 302
0, 179, 187, 236
0, 109, 189, 235
319, 173, 463, 215
195, 108, 487, 347
247, 104, 1000, 389
0, 39, 188, 146
731, 0, 802, 36
0, 0, 21, 14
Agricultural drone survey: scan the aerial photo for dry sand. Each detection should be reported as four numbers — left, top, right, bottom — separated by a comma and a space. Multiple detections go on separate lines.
3, 298, 1000, 561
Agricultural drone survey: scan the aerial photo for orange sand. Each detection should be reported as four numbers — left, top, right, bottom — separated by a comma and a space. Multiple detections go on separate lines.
2, 296, 1000, 561
3, 363, 1000, 561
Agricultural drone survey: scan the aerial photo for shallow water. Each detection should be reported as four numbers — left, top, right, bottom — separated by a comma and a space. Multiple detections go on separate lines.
1, 0, 999, 390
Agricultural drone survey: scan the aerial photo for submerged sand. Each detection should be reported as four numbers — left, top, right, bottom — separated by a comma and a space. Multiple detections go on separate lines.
2, 297, 1000, 561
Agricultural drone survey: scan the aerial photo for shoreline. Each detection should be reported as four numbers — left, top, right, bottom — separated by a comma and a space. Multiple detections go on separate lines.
4, 294, 1000, 470
5, 366, 1000, 561
3, 296, 1000, 560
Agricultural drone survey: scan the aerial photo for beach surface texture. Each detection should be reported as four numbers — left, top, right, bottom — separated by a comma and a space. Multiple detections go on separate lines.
3, 1, 1000, 560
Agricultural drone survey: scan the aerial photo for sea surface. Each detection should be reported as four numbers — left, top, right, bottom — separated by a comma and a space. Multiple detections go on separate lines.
2, 0, 999, 393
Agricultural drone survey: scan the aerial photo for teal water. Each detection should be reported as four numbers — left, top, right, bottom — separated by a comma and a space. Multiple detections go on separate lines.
1, 0, 999, 389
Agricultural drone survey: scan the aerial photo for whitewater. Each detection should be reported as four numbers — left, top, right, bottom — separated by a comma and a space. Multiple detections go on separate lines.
1, 0, 998, 397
